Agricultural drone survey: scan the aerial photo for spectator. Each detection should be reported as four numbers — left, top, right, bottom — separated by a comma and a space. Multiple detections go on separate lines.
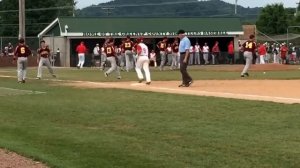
280, 43, 288, 64
194, 42, 201, 65
166, 43, 172, 66
258, 43, 267, 64
171, 38, 179, 70
7, 42, 14, 57
92, 44, 100, 68
149, 50, 157, 67
212, 41, 220, 65
202, 42, 210, 65
227, 41, 234, 64
189, 45, 194, 65
157, 37, 168, 71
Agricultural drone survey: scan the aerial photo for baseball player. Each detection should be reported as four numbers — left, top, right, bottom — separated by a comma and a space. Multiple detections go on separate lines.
100, 45, 107, 71
13, 38, 32, 83
171, 39, 179, 70
241, 34, 256, 77
36, 40, 56, 79
76, 41, 87, 69
157, 37, 168, 71
135, 37, 151, 85
104, 38, 121, 79
122, 36, 134, 72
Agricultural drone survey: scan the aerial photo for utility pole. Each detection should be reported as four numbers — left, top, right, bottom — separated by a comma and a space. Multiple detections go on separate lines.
102, 7, 114, 16
19, 0, 25, 39
235, 0, 238, 15
296, 0, 300, 16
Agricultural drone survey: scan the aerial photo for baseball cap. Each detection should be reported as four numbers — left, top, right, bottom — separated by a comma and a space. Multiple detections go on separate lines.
136, 37, 144, 43
177, 29, 185, 35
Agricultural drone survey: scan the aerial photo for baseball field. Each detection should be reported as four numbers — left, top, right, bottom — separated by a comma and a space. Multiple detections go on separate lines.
0, 64, 300, 168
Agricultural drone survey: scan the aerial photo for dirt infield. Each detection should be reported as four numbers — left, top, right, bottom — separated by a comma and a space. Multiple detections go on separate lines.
0, 149, 48, 168
63, 79, 300, 104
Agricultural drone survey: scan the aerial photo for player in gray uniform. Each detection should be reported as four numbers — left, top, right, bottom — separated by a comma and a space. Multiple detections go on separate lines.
241, 34, 256, 77
13, 38, 32, 83
36, 40, 56, 79
104, 38, 121, 79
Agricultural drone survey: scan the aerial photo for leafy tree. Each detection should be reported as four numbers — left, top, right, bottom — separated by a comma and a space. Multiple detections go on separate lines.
0, 0, 74, 36
256, 3, 288, 35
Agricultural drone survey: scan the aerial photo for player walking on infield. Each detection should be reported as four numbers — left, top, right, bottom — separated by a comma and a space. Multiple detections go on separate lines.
13, 38, 32, 83
135, 37, 151, 85
241, 34, 256, 77
104, 38, 121, 79
36, 40, 56, 79
177, 29, 193, 87
157, 37, 168, 71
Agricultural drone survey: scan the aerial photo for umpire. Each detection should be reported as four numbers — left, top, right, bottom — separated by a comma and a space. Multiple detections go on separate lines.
177, 29, 193, 87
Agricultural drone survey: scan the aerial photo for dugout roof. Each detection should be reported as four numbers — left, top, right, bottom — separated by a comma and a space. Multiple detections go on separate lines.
38, 17, 243, 38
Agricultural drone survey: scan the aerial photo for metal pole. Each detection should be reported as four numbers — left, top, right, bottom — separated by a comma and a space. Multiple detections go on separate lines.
19, 0, 25, 39
234, 0, 238, 15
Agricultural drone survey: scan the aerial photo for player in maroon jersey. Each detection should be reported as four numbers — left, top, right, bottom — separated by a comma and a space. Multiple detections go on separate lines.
36, 40, 56, 79
13, 38, 32, 83
241, 34, 256, 77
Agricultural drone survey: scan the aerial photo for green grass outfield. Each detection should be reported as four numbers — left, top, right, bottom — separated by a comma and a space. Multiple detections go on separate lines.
0, 66, 300, 168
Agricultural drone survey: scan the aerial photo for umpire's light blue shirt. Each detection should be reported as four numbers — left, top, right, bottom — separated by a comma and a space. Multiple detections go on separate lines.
179, 36, 191, 53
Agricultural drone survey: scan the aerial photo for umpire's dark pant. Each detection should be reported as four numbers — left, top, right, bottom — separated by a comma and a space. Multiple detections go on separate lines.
180, 52, 192, 84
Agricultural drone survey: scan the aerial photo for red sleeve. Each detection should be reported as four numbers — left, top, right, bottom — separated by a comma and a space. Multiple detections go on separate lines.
136, 45, 142, 55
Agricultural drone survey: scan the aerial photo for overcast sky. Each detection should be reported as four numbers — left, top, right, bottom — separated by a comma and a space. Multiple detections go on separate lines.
76, 0, 299, 9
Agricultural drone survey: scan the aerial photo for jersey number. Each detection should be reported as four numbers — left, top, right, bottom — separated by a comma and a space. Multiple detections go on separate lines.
246, 42, 253, 49
125, 43, 131, 48
107, 48, 112, 54
20, 47, 25, 54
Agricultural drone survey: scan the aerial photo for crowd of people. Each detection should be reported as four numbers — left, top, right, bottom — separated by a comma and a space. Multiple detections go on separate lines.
252, 42, 300, 65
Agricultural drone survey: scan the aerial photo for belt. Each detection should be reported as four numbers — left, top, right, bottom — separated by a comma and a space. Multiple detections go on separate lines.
180, 52, 186, 54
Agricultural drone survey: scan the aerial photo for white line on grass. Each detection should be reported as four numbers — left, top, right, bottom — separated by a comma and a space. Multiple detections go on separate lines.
148, 86, 300, 104
0, 87, 46, 95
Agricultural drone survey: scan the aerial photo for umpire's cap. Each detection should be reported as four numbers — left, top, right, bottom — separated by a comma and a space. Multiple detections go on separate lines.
177, 29, 185, 35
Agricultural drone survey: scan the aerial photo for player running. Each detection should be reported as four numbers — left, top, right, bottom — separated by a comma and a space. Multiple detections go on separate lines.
241, 34, 256, 77
135, 37, 151, 85
104, 38, 121, 79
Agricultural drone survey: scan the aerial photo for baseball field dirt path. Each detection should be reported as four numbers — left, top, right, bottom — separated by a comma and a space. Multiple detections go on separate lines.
63, 79, 300, 104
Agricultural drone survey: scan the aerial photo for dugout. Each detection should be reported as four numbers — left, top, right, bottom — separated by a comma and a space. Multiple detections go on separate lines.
38, 17, 243, 67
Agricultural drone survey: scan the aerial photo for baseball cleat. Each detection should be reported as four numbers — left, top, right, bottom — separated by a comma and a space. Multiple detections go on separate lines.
244, 73, 249, 77
36, 77, 41, 80
240, 75, 245, 77
52, 74, 57, 78
104, 72, 108, 77
146, 82, 151, 85
138, 79, 143, 83
117, 76, 122, 79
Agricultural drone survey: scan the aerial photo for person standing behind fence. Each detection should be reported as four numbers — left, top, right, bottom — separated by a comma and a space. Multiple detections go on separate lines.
258, 43, 266, 64
157, 37, 168, 71
241, 34, 256, 77
135, 37, 151, 85
212, 41, 220, 65
171, 39, 179, 69
76, 41, 87, 69
7, 43, 14, 57
92, 43, 100, 68
104, 38, 121, 79
13, 38, 32, 83
36, 40, 56, 79
177, 29, 193, 87
202, 42, 210, 65
189, 45, 194, 65
194, 42, 201, 65
227, 41, 234, 64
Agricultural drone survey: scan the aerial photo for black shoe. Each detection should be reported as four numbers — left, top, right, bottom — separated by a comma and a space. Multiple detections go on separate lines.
178, 83, 188, 87
241, 75, 245, 77
138, 79, 143, 83
186, 80, 193, 86
104, 73, 108, 77
36, 77, 41, 80
244, 73, 249, 77
77, 66, 80, 69
22, 80, 25, 83
146, 82, 151, 85
52, 74, 57, 78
